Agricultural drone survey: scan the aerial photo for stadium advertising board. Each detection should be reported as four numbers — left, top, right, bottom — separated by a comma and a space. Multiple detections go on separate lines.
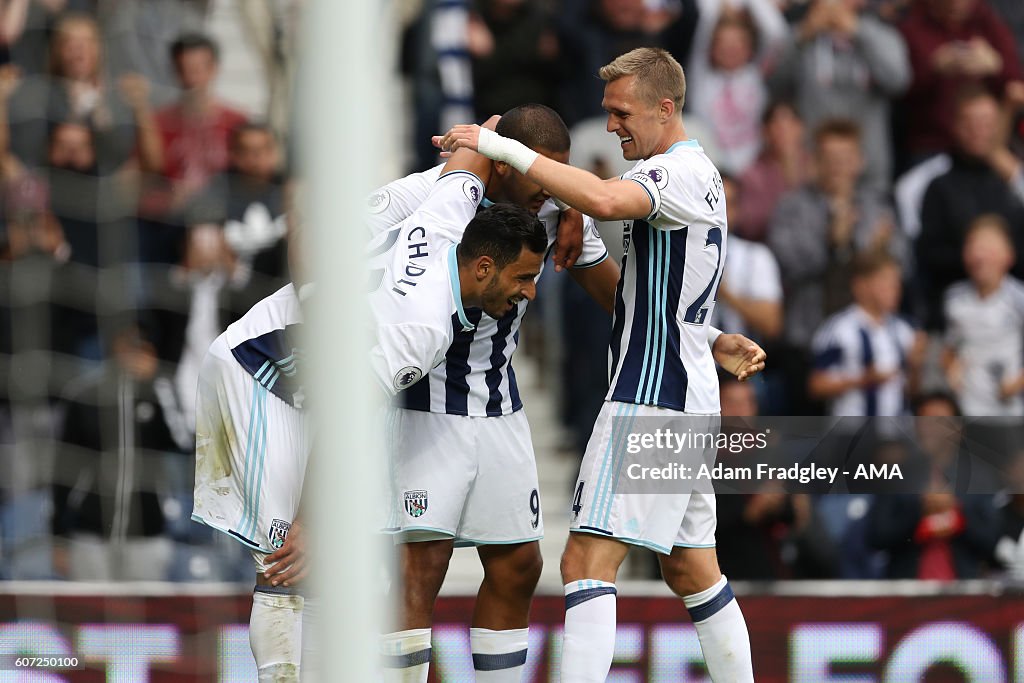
0, 591, 1022, 681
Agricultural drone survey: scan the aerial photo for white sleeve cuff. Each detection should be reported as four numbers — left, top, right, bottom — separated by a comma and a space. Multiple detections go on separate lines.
707, 325, 723, 348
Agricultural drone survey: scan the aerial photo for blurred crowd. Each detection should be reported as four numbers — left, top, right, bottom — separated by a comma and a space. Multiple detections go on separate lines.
402, 0, 1024, 582
0, 0, 300, 582
1, 0, 1024, 585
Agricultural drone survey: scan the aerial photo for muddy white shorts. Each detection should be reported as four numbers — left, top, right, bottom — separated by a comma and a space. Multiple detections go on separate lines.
191, 332, 311, 572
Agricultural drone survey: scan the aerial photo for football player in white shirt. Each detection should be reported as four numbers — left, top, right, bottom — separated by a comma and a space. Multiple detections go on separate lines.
193, 220, 315, 682
373, 106, 616, 683
370, 149, 550, 682
368, 155, 548, 401
437, 48, 760, 682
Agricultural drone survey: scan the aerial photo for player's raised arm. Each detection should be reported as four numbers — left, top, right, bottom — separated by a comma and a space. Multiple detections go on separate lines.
435, 125, 653, 222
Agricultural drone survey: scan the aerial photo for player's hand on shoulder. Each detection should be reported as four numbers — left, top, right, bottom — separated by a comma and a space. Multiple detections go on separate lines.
264, 519, 308, 588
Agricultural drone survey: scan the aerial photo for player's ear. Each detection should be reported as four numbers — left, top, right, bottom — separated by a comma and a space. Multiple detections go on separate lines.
659, 98, 674, 121
475, 255, 495, 280
493, 160, 510, 177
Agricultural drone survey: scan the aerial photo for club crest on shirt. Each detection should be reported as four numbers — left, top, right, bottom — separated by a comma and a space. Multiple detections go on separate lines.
269, 518, 291, 549
394, 366, 423, 392
404, 490, 428, 518
463, 180, 481, 203
368, 189, 391, 215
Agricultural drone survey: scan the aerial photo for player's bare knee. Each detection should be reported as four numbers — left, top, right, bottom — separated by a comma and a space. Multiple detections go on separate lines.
560, 535, 595, 582
480, 542, 542, 597
660, 547, 721, 597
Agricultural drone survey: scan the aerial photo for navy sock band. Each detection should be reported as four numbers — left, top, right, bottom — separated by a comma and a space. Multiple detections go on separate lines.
687, 582, 735, 623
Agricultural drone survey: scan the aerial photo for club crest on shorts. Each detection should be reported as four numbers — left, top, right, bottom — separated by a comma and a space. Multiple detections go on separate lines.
269, 519, 291, 549
404, 490, 428, 518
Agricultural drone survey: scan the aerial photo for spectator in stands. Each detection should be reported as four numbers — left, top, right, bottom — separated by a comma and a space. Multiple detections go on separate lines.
0, 0, 97, 75
687, 0, 788, 174
769, 120, 902, 413
51, 326, 190, 581
4, 13, 158, 174
556, 0, 667, 127
713, 174, 783, 342
101, 0, 208, 106
0, 59, 140, 370
899, 0, 1024, 161
738, 100, 810, 242
769, 0, 911, 188
809, 251, 924, 416
867, 392, 1001, 579
715, 372, 838, 579
186, 122, 289, 322
916, 86, 1024, 329
139, 32, 247, 264
468, 0, 560, 120
943, 215, 1024, 416
141, 223, 240, 430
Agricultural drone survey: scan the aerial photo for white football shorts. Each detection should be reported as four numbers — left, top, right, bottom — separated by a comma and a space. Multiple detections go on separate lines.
382, 408, 543, 546
191, 333, 311, 573
569, 400, 718, 554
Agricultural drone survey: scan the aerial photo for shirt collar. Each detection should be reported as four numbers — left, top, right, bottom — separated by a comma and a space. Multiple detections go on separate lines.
447, 244, 475, 331
666, 139, 701, 154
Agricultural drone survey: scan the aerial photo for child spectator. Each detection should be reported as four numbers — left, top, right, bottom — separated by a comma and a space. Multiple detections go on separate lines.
943, 215, 1024, 416
809, 251, 924, 416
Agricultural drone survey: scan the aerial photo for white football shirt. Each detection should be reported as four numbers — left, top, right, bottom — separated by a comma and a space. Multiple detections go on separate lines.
368, 170, 484, 396
366, 163, 609, 415
608, 139, 726, 414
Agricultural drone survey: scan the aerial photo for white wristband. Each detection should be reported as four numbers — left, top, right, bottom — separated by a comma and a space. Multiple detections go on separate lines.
707, 325, 723, 348
477, 128, 539, 175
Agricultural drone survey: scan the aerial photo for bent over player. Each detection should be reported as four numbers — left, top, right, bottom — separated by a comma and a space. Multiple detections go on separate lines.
192, 276, 314, 682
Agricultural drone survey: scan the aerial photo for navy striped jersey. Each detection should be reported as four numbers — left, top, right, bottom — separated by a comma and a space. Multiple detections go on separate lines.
366, 164, 609, 416
607, 140, 726, 414
225, 283, 305, 408
812, 304, 915, 417
367, 170, 482, 396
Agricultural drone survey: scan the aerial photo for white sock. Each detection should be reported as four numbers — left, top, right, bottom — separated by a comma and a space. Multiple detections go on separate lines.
560, 580, 617, 683
380, 628, 431, 683
470, 627, 529, 682
249, 589, 304, 683
682, 575, 754, 683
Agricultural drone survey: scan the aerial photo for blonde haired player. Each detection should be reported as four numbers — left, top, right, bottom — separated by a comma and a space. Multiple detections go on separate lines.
437, 47, 762, 682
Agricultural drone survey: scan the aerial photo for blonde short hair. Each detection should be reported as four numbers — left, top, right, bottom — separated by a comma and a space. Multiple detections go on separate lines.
599, 47, 686, 114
